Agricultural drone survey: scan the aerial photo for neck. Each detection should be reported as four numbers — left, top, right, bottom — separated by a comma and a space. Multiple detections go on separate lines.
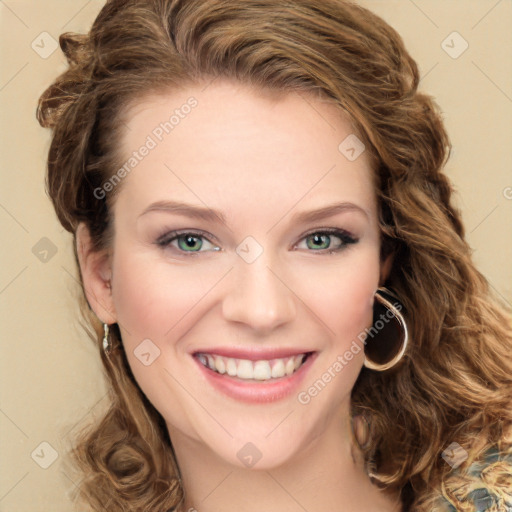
167, 405, 402, 512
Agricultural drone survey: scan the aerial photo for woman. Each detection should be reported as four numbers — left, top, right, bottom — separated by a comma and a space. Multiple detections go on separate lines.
37, 0, 512, 510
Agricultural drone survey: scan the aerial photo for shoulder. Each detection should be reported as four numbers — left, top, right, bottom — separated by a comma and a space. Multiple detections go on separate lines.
431, 441, 512, 511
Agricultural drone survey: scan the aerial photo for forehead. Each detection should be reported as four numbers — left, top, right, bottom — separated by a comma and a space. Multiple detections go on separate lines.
114, 80, 376, 219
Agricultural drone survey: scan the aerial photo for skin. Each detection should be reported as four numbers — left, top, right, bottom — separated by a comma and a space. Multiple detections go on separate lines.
77, 79, 400, 511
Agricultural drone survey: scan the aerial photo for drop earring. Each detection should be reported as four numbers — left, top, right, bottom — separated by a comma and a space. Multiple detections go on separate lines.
102, 323, 112, 355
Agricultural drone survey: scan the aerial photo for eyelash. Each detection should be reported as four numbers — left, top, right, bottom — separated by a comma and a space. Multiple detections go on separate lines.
155, 228, 359, 255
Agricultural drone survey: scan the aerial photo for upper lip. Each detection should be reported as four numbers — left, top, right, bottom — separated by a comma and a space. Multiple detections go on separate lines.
192, 347, 315, 361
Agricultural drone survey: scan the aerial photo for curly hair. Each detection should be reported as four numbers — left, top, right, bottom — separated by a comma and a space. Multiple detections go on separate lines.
36, 0, 512, 510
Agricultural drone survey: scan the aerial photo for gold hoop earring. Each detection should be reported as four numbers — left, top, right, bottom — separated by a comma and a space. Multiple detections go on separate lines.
363, 287, 408, 371
102, 323, 112, 355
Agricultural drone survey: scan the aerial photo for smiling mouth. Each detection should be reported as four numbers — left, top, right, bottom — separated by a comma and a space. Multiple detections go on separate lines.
194, 352, 313, 381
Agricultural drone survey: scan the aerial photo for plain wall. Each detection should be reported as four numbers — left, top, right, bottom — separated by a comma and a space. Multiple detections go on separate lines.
0, 1, 511, 510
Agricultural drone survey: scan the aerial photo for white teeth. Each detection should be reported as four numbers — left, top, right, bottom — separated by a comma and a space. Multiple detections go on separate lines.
271, 359, 285, 378
253, 361, 271, 380
237, 359, 254, 379
285, 358, 295, 376
214, 355, 226, 374
197, 352, 309, 381
226, 358, 238, 376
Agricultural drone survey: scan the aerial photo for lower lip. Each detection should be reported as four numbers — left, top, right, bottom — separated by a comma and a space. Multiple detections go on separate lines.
193, 353, 317, 404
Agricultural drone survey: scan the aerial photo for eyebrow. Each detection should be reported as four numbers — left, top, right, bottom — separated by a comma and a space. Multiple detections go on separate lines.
137, 199, 368, 225
138, 200, 227, 224
290, 202, 368, 223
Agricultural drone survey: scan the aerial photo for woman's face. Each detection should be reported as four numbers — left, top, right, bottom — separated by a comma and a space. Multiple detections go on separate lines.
83, 79, 389, 469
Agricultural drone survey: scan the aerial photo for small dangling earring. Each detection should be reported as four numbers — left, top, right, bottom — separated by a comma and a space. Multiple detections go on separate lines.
363, 287, 409, 371
102, 323, 112, 355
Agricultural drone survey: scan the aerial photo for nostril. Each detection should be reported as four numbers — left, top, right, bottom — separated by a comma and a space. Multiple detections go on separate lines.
221, 272, 296, 331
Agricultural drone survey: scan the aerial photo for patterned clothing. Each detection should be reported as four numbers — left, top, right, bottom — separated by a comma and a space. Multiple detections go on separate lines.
432, 444, 512, 511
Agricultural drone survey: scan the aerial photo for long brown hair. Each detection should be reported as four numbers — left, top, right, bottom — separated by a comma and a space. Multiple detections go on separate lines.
37, 0, 512, 510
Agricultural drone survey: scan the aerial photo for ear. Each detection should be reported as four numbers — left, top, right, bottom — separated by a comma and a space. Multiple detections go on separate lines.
76, 222, 117, 324
379, 252, 394, 287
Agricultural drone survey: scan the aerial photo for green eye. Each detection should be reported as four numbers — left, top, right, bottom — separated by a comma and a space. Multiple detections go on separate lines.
177, 234, 203, 252
156, 228, 358, 255
306, 233, 332, 250
156, 231, 220, 253
297, 229, 358, 253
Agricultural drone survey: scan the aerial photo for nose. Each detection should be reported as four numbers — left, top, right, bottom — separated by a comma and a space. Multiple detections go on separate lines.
221, 254, 296, 333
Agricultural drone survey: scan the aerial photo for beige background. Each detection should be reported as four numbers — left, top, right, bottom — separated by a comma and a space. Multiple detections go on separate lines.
0, 1, 511, 510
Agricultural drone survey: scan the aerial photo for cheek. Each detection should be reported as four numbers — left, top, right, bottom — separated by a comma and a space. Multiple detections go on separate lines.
110, 249, 224, 344
109, 250, 222, 425
310, 251, 380, 347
